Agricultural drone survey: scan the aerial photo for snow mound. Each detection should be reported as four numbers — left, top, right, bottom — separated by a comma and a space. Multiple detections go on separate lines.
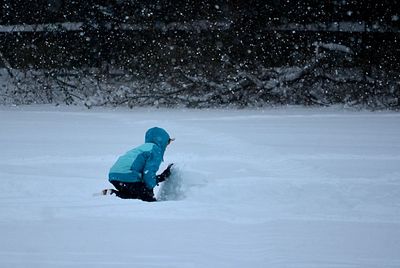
157, 165, 186, 201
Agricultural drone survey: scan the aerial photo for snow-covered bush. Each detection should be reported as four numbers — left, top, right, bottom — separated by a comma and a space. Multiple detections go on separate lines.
1, 41, 399, 110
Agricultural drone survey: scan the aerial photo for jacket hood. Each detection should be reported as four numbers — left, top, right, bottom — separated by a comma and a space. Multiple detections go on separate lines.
145, 127, 170, 158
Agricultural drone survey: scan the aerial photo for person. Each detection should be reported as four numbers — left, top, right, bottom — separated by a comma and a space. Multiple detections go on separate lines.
102, 127, 174, 202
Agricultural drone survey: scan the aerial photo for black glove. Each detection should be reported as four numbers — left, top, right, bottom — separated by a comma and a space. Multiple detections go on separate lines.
162, 163, 173, 178
156, 163, 174, 183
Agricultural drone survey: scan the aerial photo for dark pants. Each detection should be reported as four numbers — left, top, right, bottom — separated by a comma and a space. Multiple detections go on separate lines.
111, 181, 156, 202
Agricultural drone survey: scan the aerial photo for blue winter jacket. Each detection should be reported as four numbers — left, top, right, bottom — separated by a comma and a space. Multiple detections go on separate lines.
108, 127, 170, 189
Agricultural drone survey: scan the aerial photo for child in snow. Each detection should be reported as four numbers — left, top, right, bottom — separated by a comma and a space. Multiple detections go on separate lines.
103, 127, 174, 202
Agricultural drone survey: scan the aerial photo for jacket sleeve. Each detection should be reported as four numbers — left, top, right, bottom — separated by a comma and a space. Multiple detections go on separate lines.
142, 145, 163, 189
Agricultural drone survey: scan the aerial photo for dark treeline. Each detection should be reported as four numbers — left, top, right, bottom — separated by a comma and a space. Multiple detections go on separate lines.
0, 1, 399, 109
1, 0, 399, 25
1, 0, 398, 69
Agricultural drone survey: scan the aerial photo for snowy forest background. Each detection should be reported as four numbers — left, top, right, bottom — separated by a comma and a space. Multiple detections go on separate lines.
0, 0, 399, 109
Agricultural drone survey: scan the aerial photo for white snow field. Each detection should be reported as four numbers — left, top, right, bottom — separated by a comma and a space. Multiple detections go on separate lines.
1, 105, 400, 268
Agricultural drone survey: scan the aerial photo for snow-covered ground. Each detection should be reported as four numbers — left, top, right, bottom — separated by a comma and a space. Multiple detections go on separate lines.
1, 105, 399, 268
